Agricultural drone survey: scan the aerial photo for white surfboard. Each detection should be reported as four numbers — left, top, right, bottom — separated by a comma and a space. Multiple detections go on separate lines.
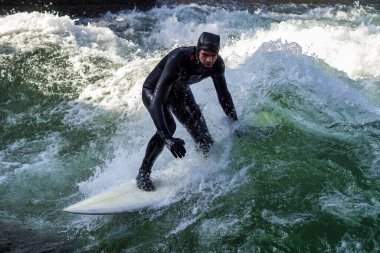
63, 167, 186, 215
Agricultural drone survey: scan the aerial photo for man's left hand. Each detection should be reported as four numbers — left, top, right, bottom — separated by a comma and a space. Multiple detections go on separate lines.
232, 121, 247, 138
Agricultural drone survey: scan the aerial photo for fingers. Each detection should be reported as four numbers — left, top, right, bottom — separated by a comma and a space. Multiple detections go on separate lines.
177, 143, 186, 155
233, 129, 243, 138
170, 149, 182, 158
170, 149, 178, 158
170, 143, 186, 158
166, 137, 186, 158
174, 145, 186, 158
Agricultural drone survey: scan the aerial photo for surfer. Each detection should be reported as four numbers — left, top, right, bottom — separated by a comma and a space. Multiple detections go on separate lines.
136, 32, 239, 191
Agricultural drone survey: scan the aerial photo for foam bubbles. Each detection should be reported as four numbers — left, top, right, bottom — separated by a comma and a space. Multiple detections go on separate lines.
0, 12, 134, 60
223, 19, 380, 80
2, 4, 380, 251
319, 186, 380, 224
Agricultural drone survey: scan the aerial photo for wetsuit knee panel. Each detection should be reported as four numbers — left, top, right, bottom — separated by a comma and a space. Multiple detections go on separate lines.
197, 134, 214, 155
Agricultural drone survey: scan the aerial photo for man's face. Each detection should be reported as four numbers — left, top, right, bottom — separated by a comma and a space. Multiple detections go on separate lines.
198, 49, 218, 68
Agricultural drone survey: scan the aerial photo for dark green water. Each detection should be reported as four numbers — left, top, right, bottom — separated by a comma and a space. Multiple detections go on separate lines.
1, 3, 380, 252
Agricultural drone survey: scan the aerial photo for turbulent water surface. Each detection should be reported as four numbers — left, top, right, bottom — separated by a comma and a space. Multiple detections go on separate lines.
1, 2, 380, 252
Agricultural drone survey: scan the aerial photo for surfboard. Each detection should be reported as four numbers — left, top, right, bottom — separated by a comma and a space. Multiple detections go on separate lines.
63, 167, 186, 215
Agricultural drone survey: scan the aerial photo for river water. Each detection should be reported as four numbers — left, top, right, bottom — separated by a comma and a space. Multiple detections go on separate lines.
1, 2, 380, 252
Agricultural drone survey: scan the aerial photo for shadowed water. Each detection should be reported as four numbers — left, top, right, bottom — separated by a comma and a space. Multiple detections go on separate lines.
1, 2, 380, 252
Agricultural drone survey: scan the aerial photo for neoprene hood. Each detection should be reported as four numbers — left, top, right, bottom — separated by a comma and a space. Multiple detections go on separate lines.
197, 32, 220, 53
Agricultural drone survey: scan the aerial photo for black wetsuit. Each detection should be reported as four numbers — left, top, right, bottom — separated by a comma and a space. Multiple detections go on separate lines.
138, 46, 238, 189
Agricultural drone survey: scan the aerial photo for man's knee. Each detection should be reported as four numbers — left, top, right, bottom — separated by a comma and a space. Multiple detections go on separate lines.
196, 134, 214, 156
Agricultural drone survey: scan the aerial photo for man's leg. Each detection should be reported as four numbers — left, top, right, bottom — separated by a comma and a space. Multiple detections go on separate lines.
171, 89, 214, 156
137, 88, 176, 191
136, 133, 164, 191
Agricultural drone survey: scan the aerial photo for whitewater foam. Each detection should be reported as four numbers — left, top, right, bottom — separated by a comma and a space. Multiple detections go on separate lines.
2, 4, 380, 251
319, 186, 380, 224
0, 12, 134, 60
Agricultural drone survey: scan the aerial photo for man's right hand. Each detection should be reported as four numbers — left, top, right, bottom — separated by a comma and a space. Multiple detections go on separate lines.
164, 137, 186, 158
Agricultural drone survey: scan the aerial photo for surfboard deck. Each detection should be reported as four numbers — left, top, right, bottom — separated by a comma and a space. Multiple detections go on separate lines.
63, 167, 185, 215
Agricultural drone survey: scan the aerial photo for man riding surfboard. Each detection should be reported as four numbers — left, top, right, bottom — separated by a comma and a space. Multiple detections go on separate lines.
136, 32, 239, 191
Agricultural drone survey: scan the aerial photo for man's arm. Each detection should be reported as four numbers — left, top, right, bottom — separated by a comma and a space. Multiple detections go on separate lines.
150, 55, 178, 139
212, 73, 238, 122
150, 54, 187, 158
